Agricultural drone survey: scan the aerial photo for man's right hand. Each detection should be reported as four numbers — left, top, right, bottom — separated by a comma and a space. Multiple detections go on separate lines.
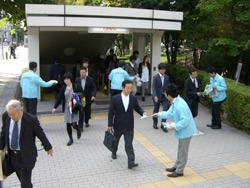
53, 82, 57, 85
154, 96, 158, 103
52, 108, 56, 114
108, 126, 112, 130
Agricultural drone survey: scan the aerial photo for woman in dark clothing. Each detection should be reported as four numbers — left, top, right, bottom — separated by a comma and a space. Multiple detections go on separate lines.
138, 56, 150, 101
52, 72, 81, 146
108, 54, 118, 74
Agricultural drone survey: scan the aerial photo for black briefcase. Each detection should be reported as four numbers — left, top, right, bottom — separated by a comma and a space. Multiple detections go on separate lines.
103, 130, 117, 152
2, 153, 14, 177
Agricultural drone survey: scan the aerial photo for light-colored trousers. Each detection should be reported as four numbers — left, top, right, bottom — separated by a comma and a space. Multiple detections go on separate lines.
141, 81, 149, 97
173, 136, 192, 174
132, 80, 137, 95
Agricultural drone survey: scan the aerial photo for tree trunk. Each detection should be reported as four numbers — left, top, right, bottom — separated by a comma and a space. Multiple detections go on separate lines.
193, 49, 198, 67
163, 32, 171, 64
230, 5, 244, 74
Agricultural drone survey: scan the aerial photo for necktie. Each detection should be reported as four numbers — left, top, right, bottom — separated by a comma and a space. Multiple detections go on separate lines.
11, 121, 19, 150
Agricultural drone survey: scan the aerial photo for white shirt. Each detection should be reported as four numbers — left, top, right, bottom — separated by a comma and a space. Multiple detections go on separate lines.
159, 73, 164, 87
81, 77, 86, 91
135, 57, 141, 67
130, 62, 134, 68
9, 115, 22, 150
121, 93, 129, 112
86, 68, 89, 76
190, 76, 198, 88
141, 65, 149, 82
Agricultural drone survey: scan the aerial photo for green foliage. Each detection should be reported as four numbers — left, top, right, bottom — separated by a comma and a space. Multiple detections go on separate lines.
199, 50, 238, 79
208, 38, 239, 57
165, 63, 250, 133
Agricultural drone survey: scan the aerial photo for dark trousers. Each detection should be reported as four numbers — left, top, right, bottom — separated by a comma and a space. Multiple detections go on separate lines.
113, 129, 135, 165
10, 150, 32, 188
153, 96, 169, 125
78, 103, 91, 128
66, 122, 79, 140
23, 98, 38, 116
188, 100, 198, 118
111, 89, 122, 98
211, 99, 226, 128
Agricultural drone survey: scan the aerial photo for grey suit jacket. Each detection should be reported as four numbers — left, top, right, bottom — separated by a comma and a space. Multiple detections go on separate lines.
125, 63, 138, 76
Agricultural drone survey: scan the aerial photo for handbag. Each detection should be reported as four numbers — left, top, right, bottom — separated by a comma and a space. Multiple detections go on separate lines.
103, 130, 117, 152
76, 92, 86, 108
1, 152, 14, 178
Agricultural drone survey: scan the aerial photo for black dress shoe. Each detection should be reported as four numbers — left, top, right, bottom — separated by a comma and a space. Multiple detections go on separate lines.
111, 152, 117, 159
153, 124, 158, 129
206, 124, 214, 127
67, 140, 73, 146
77, 129, 81, 139
85, 123, 89, 128
167, 172, 183, 178
212, 126, 221, 129
142, 97, 145, 101
128, 163, 138, 169
162, 128, 168, 133
166, 167, 176, 172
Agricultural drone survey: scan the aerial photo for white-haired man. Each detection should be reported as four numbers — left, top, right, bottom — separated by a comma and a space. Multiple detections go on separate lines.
0, 100, 53, 188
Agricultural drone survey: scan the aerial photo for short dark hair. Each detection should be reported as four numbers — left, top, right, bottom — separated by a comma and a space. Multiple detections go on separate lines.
122, 80, 133, 88
158, 63, 166, 70
80, 67, 87, 71
133, 50, 139, 55
130, 55, 137, 61
189, 67, 197, 74
55, 58, 61, 64
82, 57, 89, 64
75, 60, 81, 65
29, 62, 37, 70
63, 72, 73, 83
207, 66, 216, 74
110, 49, 114, 53
165, 84, 179, 98
118, 61, 125, 68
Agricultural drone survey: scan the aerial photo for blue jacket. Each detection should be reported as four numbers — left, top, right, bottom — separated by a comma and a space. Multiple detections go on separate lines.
109, 67, 134, 90
207, 73, 227, 102
152, 73, 170, 101
158, 96, 197, 139
20, 70, 53, 98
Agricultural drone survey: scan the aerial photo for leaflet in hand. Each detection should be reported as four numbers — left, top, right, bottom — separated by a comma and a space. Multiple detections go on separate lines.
48, 80, 58, 84
140, 114, 153, 119
201, 87, 218, 98
162, 122, 175, 129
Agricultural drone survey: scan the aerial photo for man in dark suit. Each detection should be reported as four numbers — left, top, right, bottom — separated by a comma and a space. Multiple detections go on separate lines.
76, 58, 94, 79
184, 67, 201, 118
152, 63, 170, 132
108, 80, 146, 169
0, 100, 53, 188
184, 67, 203, 136
50, 58, 66, 100
76, 67, 96, 130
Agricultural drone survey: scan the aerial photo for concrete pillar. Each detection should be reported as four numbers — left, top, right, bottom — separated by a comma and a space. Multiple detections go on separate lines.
28, 27, 40, 75
28, 27, 41, 99
150, 31, 164, 94
133, 33, 146, 60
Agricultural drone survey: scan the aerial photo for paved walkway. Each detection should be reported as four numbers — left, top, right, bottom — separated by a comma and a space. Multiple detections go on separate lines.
0, 51, 250, 187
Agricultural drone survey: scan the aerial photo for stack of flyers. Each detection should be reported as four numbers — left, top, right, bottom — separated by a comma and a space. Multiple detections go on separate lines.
162, 122, 175, 129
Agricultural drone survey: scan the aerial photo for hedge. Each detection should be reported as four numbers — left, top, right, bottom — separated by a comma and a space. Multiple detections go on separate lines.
165, 64, 250, 133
